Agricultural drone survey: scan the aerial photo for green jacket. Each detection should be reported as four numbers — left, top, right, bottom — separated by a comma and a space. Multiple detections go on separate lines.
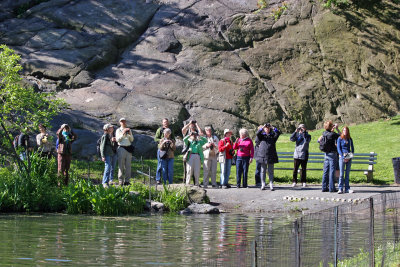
100, 134, 114, 158
183, 135, 207, 162
154, 127, 176, 142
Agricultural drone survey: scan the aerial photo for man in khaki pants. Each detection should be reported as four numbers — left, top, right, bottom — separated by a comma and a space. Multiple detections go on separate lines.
116, 118, 134, 185
202, 126, 219, 188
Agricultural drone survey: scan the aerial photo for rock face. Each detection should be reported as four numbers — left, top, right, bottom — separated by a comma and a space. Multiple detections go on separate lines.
1, 0, 399, 157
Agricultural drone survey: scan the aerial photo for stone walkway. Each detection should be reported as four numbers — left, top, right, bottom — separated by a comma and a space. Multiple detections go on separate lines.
205, 184, 400, 214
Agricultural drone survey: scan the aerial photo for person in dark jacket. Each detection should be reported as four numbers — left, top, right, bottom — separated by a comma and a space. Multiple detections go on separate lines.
254, 123, 281, 191
290, 124, 311, 187
100, 124, 118, 188
56, 124, 77, 185
318, 120, 341, 193
17, 131, 30, 161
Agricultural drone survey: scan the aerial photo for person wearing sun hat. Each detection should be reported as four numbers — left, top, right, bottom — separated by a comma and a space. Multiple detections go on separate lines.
218, 129, 234, 189
116, 118, 134, 186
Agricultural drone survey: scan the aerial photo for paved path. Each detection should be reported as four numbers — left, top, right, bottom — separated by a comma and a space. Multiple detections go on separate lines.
205, 184, 400, 214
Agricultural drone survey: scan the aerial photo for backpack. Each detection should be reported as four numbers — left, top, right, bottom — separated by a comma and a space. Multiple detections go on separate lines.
13, 134, 20, 149
319, 134, 329, 152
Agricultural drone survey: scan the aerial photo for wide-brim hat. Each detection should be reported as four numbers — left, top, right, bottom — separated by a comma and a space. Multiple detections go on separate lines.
119, 118, 126, 122
223, 129, 232, 135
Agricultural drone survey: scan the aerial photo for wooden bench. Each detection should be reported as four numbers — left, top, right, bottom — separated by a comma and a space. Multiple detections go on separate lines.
275, 152, 377, 182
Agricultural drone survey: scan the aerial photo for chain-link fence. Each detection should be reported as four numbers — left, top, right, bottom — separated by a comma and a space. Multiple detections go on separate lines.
195, 191, 400, 267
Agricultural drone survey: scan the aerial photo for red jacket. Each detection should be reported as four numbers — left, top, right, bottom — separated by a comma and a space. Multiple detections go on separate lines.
218, 137, 233, 160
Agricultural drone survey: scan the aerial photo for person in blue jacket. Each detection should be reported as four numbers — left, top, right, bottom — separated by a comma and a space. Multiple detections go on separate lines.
337, 126, 354, 194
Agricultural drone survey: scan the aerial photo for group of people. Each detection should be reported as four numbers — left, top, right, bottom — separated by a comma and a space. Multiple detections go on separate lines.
15, 117, 355, 194
155, 119, 355, 194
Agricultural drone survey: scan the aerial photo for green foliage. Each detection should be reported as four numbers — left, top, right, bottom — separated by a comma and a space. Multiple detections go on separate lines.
254, 0, 268, 13
320, 0, 350, 9
64, 179, 93, 214
271, 2, 288, 21
0, 153, 65, 212
323, 241, 400, 266
156, 184, 189, 212
0, 45, 66, 181
90, 185, 145, 215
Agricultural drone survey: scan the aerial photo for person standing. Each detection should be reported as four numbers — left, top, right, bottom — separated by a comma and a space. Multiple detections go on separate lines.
233, 129, 254, 188
36, 124, 53, 158
56, 124, 77, 185
183, 131, 207, 186
100, 124, 118, 188
254, 124, 280, 191
290, 124, 311, 187
337, 126, 354, 194
154, 118, 175, 185
116, 118, 134, 186
218, 129, 234, 189
159, 128, 176, 184
202, 126, 219, 188
181, 120, 203, 183
318, 120, 341, 193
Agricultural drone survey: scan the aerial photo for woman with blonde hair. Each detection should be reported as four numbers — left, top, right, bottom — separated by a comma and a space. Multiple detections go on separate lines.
337, 126, 354, 194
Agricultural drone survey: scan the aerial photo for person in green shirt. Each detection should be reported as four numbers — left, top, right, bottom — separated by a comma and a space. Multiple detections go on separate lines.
183, 132, 207, 186
154, 118, 175, 184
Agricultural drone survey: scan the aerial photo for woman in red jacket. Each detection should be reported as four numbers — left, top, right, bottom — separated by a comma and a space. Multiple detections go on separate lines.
233, 129, 254, 188
218, 129, 234, 189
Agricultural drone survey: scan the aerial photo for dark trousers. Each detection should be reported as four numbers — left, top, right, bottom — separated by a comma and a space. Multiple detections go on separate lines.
293, 158, 308, 183
236, 156, 250, 187
255, 161, 261, 185
58, 153, 72, 185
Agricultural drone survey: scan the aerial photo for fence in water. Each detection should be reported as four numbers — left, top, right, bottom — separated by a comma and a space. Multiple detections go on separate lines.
195, 191, 400, 267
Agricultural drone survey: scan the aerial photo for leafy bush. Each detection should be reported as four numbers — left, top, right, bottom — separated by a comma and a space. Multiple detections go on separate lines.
156, 185, 189, 212
0, 153, 65, 212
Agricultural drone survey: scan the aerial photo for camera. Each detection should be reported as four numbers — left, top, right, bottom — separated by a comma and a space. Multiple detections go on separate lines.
209, 143, 214, 149
229, 149, 235, 156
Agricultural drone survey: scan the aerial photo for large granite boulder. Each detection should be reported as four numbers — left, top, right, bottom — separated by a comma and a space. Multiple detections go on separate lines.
1, 0, 399, 158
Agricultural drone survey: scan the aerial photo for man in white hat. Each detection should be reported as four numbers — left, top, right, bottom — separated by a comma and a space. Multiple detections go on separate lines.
116, 118, 134, 186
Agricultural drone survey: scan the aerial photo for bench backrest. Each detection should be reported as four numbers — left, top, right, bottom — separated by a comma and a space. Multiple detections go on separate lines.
277, 152, 377, 165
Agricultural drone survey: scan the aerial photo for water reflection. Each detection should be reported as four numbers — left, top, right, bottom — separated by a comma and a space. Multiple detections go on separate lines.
0, 211, 398, 266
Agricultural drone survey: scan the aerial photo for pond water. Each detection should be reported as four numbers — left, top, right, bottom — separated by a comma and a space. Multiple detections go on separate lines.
0, 211, 398, 266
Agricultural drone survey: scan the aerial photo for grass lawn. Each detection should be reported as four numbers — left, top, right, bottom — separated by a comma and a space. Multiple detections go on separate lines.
72, 115, 400, 185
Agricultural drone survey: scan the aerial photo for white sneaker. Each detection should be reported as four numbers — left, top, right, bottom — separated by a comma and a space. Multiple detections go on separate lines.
302, 183, 307, 188
270, 182, 274, 191
292, 183, 297, 187
348, 189, 354, 194
261, 184, 265, 190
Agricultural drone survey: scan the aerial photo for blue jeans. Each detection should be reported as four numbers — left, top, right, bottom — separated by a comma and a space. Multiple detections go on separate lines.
236, 156, 250, 187
220, 159, 232, 186
156, 150, 162, 181
322, 152, 338, 192
161, 158, 174, 184
102, 154, 118, 184
338, 158, 352, 192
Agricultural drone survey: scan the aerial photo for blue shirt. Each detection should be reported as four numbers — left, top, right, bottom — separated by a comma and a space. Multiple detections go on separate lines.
337, 137, 354, 157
